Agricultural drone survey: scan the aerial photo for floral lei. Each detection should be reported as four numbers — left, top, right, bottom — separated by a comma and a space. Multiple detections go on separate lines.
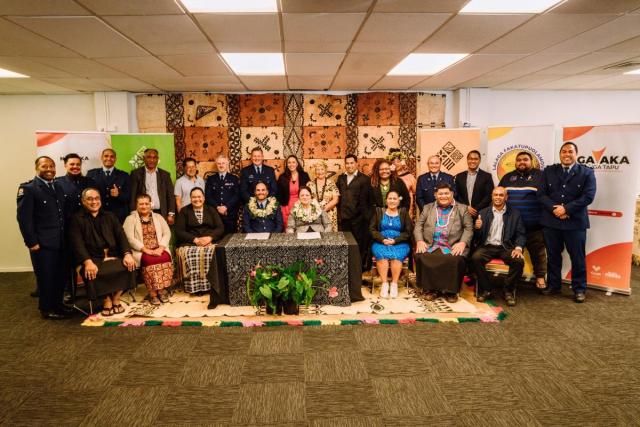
386, 151, 407, 162
291, 200, 323, 223
247, 197, 279, 218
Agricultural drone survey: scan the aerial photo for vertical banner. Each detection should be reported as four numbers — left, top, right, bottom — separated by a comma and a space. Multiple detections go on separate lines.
487, 125, 555, 183
36, 131, 109, 177
417, 128, 481, 176
110, 133, 176, 182
563, 124, 640, 294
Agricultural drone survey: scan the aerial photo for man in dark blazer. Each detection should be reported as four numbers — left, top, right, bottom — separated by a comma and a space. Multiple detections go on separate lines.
471, 187, 526, 306
87, 148, 130, 223
129, 148, 176, 224
55, 153, 96, 222
239, 147, 277, 203
538, 142, 596, 303
205, 154, 241, 234
17, 156, 69, 319
336, 154, 372, 270
455, 150, 494, 219
416, 155, 456, 212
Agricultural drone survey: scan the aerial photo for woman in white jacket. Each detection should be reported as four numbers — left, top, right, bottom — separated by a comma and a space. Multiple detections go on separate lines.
123, 194, 173, 305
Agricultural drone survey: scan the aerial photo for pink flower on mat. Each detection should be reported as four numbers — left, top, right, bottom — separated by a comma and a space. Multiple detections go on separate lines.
286, 320, 304, 326
328, 287, 338, 298
399, 318, 416, 324
162, 320, 181, 327
363, 319, 379, 324
314, 258, 325, 266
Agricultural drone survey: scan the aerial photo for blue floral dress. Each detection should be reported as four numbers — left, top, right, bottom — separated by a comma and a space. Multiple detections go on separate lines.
371, 213, 410, 261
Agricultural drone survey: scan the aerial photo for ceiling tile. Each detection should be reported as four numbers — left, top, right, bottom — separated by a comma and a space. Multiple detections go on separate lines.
352, 13, 451, 53
97, 56, 182, 81
240, 76, 288, 90
285, 53, 344, 75
371, 75, 427, 89
28, 57, 129, 78
0, 0, 90, 15
340, 52, 407, 74
39, 77, 119, 91
150, 76, 244, 91
467, 53, 584, 83
9, 16, 148, 58
76, 0, 184, 15
91, 78, 159, 92
195, 13, 280, 52
105, 15, 213, 56
331, 73, 381, 90
563, 74, 639, 89
545, 14, 640, 53
416, 14, 531, 53
374, 0, 470, 13
0, 18, 79, 57
480, 14, 617, 54
288, 75, 333, 89
530, 74, 613, 89
0, 57, 74, 78
158, 53, 231, 76
549, 0, 640, 14
0, 78, 78, 93
599, 35, 640, 54
493, 74, 566, 89
281, 0, 373, 13
537, 52, 636, 75
283, 13, 366, 52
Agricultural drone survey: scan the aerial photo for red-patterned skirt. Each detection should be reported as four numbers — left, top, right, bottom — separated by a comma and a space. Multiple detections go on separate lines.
140, 251, 173, 292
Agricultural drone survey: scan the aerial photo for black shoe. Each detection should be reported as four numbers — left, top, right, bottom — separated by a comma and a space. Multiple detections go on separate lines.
57, 304, 75, 315
574, 292, 586, 303
504, 292, 516, 307
63, 293, 73, 304
30, 289, 39, 298
40, 310, 68, 320
541, 287, 561, 296
476, 291, 492, 303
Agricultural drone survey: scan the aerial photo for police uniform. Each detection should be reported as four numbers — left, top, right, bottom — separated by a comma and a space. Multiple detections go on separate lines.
538, 163, 596, 296
55, 174, 96, 221
205, 172, 240, 234
415, 171, 456, 212
242, 199, 284, 233
16, 177, 66, 314
239, 163, 277, 203
87, 167, 130, 223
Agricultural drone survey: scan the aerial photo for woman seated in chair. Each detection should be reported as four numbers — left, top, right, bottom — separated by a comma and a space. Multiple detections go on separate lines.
68, 188, 136, 316
175, 187, 225, 294
414, 182, 473, 303
243, 182, 284, 233
370, 190, 413, 299
286, 186, 332, 234
123, 194, 173, 306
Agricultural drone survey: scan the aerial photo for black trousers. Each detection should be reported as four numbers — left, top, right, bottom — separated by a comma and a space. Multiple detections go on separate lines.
339, 216, 371, 271
526, 228, 547, 279
30, 247, 66, 311
544, 228, 587, 293
471, 245, 524, 293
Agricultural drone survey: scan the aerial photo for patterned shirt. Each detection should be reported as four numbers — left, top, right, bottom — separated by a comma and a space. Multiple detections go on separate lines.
194, 208, 203, 224
428, 204, 453, 254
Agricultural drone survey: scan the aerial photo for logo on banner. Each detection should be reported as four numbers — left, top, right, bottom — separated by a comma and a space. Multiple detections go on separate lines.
492, 144, 544, 180
577, 146, 629, 170
437, 141, 464, 171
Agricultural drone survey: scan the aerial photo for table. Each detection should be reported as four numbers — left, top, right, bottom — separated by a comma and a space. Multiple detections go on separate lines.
213, 232, 364, 307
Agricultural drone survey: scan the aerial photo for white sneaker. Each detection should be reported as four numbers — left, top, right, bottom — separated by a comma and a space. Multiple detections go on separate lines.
390, 282, 398, 298
380, 282, 389, 298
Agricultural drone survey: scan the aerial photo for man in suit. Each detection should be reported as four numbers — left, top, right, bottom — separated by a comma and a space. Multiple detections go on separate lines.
239, 147, 277, 203
455, 150, 494, 219
55, 153, 96, 222
87, 148, 130, 223
17, 156, 70, 319
242, 182, 283, 233
205, 154, 240, 234
538, 142, 596, 303
130, 148, 176, 225
471, 187, 526, 306
336, 154, 372, 270
416, 155, 456, 212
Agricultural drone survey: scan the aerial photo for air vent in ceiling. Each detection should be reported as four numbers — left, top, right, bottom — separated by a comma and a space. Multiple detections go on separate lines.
604, 61, 640, 70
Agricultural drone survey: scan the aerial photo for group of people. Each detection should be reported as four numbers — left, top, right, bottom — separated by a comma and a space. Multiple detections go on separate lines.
17, 141, 595, 320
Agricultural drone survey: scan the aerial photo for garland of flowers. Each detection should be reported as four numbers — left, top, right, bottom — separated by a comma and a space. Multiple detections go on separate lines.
291, 200, 323, 223
386, 150, 407, 162
247, 197, 279, 218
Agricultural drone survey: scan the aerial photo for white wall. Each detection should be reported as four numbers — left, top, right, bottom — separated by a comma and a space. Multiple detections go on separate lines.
0, 94, 96, 271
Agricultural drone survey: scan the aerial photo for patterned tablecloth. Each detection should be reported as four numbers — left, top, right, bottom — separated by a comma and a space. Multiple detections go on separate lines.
216, 232, 363, 306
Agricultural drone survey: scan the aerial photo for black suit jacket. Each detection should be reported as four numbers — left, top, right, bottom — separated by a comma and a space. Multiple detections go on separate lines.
239, 164, 277, 203
87, 168, 131, 223
129, 167, 175, 219
370, 178, 410, 210
475, 205, 526, 250
16, 177, 66, 250
455, 169, 494, 212
175, 204, 225, 246
336, 172, 372, 222
276, 171, 310, 206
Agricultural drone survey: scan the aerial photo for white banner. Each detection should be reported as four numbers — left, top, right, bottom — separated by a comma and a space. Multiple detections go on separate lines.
562, 124, 640, 294
36, 131, 110, 177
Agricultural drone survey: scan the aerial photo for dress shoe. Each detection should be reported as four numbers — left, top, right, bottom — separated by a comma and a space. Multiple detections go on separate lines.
30, 289, 39, 298
63, 293, 73, 304
40, 310, 68, 320
424, 291, 438, 301
390, 282, 398, 298
574, 292, 586, 303
541, 287, 561, 296
380, 282, 390, 298
504, 292, 516, 307
476, 291, 492, 303
57, 304, 75, 315
445, 293, 459, 303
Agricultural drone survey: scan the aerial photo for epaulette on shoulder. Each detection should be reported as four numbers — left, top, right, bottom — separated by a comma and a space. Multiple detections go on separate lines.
17, 180, 33, 198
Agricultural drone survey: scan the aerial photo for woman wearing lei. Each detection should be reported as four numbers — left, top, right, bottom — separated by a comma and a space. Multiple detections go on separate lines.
387, 148, 417, 219
286, 187, 332, 233
307, 161, 340, 232
243, 182, 284, 233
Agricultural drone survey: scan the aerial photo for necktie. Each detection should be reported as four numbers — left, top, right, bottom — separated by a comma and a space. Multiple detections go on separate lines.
563, 167, 569, 178
105, 170, 111, 177
220, 173, 225, 180
48, 182, 54, 191
259, 202, 264, 209
257, 167, 262, 175
432, 174, 436, 180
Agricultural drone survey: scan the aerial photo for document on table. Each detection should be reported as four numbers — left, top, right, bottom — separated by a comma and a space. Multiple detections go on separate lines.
245, 233, 270, 240
297, 232, 321, 240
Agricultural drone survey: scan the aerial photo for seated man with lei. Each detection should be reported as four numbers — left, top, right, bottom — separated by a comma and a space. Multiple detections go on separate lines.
242, 181, 284, 233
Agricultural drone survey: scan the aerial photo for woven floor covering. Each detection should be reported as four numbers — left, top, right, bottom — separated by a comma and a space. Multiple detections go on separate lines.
82, 283, 504, 327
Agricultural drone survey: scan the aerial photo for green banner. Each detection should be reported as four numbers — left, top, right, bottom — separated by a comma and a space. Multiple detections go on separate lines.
110, 133, 176, 181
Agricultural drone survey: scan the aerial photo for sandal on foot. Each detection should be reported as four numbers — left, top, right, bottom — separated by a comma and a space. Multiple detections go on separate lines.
158, 292, 169, 303
112, 304, 125, 314
150, 296, 161, 306
101, 306, 114, 317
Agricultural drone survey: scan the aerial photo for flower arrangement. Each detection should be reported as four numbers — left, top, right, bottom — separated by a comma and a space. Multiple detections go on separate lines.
246, 259, 337, 315
247, 196, 279, 218
291, 200, 323, 223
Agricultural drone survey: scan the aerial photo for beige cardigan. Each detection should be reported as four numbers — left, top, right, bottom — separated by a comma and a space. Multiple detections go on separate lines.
123, 212, 172, 266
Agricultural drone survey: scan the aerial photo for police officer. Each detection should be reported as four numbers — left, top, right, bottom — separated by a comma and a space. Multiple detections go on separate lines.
538, 142, 596, 303
205, 153, 240, 234
56, 153, 96, 221
239, 147, 277, 203
416, 155, 456, 212
242, 182, 284, 232
17, 156, 70, 319
87, 148, 130, 223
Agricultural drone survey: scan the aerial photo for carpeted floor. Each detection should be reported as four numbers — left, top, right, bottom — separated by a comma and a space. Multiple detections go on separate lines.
0, 270, 639, 426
